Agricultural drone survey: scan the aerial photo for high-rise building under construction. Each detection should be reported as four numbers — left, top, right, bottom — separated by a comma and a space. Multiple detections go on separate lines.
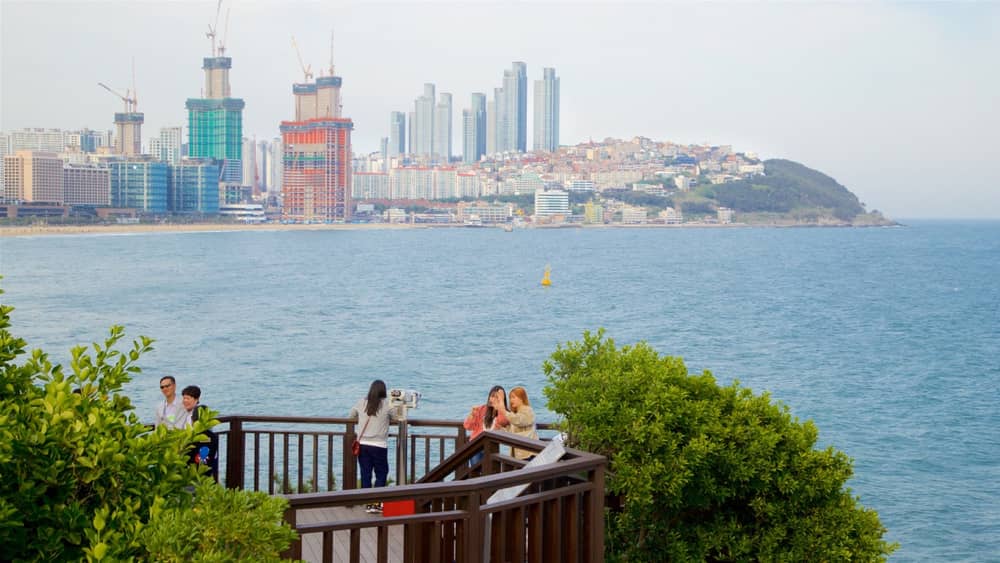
280, 67, 353, 222
185, 54, 245, 189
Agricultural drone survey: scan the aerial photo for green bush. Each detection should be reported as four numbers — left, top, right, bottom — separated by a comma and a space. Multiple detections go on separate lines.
543, 329, 897, 562
0, 288, 297, 561
141, 481, 297, 562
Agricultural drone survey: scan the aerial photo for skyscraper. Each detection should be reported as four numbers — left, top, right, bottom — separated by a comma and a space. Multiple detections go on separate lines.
389, 111, 406, 157
463, 93, 486, 163
242, 136, 258, 195
280, 67, 353, 222
491, 62, 526, 154
408, 111, 416, 157
434, 93, 452, 162
533, 68, 560, 152
185, 53, 245, 186
486, 96, 497, 156
511, 62, 527, 153
413, 84, 435, 157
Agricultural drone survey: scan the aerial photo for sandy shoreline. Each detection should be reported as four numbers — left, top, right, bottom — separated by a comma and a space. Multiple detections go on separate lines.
0, 222, 442, 237
0, 219, 868, 238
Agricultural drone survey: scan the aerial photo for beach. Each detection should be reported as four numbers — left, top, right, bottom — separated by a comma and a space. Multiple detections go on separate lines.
0, 222, 435, 237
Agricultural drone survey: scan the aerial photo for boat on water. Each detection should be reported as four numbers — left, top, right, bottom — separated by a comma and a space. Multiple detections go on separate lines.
541, 264, 552, 287
502, 223, 513, 232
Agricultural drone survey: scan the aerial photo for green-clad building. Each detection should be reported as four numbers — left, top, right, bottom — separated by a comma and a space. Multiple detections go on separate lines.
185, 56, 244, 187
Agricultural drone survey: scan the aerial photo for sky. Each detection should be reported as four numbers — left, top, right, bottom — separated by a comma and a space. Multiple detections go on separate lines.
2, 1, 998, 219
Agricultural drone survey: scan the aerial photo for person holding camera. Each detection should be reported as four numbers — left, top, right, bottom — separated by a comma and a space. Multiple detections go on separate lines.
463, 385, 510, 467
493, 386, 539, 461
349, 379, 401, 513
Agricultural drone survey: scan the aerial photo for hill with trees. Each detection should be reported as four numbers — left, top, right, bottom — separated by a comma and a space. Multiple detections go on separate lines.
678, 159, 892, 225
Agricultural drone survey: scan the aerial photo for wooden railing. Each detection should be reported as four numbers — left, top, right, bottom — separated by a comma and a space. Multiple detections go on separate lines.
213, 415, 604, 562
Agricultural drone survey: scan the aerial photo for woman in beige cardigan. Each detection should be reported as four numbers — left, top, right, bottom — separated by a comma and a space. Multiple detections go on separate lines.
496, 386, 539, 460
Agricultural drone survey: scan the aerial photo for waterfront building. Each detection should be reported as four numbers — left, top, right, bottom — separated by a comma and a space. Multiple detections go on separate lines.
3, 151, 64, 203
457, 172, 481, 198
389, 111, 406, 157
434, 93, 453, 162
169, 159, 221, 214
515, 172, 544, 195
583, 201, 604, 224
501, 62, 528, 153
109, 159, 169, 213
533, 188, 569, 218
660, 207, 683, 224
413, 84, 436, 157
532, 67, 559, 152
353, 172, 391, 200
63, 164, 110, 206
219, 203, 265, 223
390, 167, 433, 200
622, 206, 647, 224
455, 201, 513, 224
268, 137, 282, 195
434, 167, 457, 199
280, 72, 353, 222
462, 93, 486, 163
717, 207, 734, 224
186, 53, 245, 185
242, 136, 259, 194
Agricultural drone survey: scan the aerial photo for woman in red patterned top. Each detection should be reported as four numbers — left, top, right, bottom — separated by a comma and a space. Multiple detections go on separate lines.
464, 386, 509, 467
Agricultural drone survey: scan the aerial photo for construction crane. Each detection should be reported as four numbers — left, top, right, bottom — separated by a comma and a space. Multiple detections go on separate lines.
97, 82, 136, 113
206, 0, 223, 56
291, 36, 312, 83
327, 29, 335, 77
218, 4, 231, 56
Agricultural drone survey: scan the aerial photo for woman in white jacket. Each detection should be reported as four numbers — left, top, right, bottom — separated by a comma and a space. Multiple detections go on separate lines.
349, 379, 400, 512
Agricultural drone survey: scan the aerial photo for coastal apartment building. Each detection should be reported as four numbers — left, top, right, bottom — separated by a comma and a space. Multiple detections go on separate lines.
63, 164, 110, 206
353, 172, 391, 200
3, 151, 64, 203
533, 188, 569, 219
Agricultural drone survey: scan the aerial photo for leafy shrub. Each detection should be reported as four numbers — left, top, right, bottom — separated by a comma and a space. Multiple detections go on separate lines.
0, 288, 297, 561
543, 329, 897, 562
141, 481, 297, 562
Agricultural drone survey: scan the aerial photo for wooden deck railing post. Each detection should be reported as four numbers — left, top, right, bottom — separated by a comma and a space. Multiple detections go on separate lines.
586, 465, 605, 563
225, 417, 244, 489
282, 504, 301, 560
396, 417, 409, 486
343, 420, 357, 490
465, 490, 482, 563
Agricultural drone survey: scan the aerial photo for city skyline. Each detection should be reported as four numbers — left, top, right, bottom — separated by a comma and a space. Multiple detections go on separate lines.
2, 2, 998, 218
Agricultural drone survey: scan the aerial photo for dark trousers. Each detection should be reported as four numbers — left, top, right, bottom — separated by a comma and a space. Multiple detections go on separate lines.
358, 444, 389, 488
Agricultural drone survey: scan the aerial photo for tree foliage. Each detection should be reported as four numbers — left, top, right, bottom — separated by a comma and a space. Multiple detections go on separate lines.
543, 330, 896, 562
141, 481, 296, 562
0, 287, 296, 561
712, 159, 865, 221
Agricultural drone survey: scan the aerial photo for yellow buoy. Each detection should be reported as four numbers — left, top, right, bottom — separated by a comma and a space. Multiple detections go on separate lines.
541, 264, 552, 287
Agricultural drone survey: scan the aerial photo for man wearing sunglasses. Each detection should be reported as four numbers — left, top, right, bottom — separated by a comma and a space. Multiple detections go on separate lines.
154, 376, 188, 429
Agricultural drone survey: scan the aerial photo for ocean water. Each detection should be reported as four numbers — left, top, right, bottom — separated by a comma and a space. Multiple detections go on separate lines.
1, 220, 997, 561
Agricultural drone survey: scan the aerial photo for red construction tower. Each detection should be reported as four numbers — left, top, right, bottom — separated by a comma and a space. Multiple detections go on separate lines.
280, 35, 352, 222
